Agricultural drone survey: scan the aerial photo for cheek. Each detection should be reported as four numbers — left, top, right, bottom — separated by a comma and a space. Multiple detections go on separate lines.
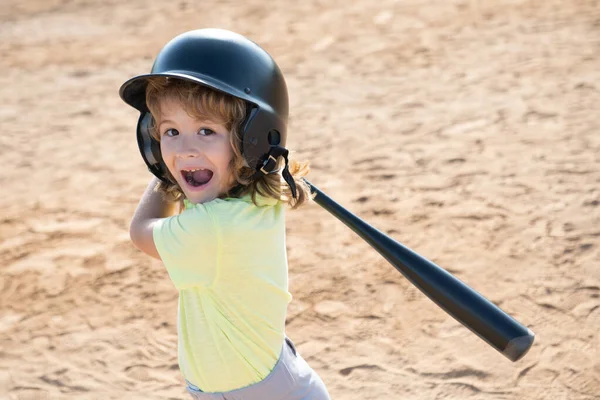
159, 141, 176, 170
225, 149, 236, 172
159, 140, 173, 158
216, 141, 235, 168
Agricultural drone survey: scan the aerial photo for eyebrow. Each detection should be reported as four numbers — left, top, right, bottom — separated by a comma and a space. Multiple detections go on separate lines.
157, 118, 227, 132
157, 119, 174, 131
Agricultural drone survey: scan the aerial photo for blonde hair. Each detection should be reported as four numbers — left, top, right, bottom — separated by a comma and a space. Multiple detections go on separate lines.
145, 77, 313, 209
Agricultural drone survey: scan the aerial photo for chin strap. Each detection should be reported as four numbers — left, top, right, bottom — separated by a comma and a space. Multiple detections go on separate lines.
253, 145, 298, 199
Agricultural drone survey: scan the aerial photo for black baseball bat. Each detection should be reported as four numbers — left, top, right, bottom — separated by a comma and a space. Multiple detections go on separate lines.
305, 180, 534, 362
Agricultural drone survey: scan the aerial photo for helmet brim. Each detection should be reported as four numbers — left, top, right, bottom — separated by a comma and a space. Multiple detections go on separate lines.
119, 71, 260, 113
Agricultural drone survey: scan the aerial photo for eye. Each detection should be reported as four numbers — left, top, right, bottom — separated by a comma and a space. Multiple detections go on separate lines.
198, 128, 216, 136
163, 128, 179, 137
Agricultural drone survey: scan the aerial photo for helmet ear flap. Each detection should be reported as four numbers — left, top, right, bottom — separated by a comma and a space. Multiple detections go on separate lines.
136, 112, 169, 182
238, 106, 259, 168
240, 106, 287, 171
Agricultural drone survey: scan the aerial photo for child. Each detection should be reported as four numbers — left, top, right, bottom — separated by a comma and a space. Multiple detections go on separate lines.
119, 29, 331, 399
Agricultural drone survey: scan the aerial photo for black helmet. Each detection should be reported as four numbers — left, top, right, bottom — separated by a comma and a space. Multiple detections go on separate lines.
119, 28, 296, 195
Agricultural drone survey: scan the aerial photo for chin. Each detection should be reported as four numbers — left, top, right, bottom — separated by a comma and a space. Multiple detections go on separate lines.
183, 191, 218, 205
175, 182, 214, 205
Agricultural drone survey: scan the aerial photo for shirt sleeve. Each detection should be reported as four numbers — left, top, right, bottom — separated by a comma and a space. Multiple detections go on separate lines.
152, 203, 220, 289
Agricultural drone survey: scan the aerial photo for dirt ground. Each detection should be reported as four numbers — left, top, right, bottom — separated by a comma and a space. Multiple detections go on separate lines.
1, 0, 599, 399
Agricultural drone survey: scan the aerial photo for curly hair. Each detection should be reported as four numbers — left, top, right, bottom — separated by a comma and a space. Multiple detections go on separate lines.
144, 77, 313, 209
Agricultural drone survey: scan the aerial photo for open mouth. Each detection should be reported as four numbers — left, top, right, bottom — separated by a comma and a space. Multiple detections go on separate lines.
180, 168, 213, 187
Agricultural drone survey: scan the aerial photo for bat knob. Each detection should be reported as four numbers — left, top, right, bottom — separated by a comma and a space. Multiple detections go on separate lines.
502, 329, 535, 362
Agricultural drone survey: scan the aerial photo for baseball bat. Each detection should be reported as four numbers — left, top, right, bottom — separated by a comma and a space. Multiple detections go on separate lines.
305, 180, 534, 362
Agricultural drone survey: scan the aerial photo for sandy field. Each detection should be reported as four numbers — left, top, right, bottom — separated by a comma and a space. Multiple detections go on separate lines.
1, 0, 599, 399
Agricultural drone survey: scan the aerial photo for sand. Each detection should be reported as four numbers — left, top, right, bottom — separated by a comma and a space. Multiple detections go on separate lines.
1, 0, 599, 399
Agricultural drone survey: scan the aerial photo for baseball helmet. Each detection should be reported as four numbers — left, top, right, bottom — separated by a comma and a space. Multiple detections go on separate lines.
119, 28, 295, 194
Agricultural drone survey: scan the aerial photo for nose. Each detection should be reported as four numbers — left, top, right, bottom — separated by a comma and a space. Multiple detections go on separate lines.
175, 133, 201, 158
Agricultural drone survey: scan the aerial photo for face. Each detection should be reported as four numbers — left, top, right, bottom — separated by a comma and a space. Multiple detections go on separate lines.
157, 98, 235, 204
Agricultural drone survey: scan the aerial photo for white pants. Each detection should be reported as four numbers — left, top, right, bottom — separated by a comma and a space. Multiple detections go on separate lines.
186, 337, 330, 400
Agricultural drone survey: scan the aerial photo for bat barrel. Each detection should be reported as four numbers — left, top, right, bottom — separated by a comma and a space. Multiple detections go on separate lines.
306, 180, 535, 362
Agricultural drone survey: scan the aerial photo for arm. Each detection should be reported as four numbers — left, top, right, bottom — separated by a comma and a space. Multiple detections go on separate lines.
130, 177, 181, 259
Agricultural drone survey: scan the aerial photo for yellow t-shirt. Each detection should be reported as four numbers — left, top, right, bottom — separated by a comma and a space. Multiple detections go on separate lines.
153, 194, 292, 392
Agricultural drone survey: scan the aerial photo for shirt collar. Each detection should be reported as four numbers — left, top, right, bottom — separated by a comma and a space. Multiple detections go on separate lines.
183, 193, 279, 209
